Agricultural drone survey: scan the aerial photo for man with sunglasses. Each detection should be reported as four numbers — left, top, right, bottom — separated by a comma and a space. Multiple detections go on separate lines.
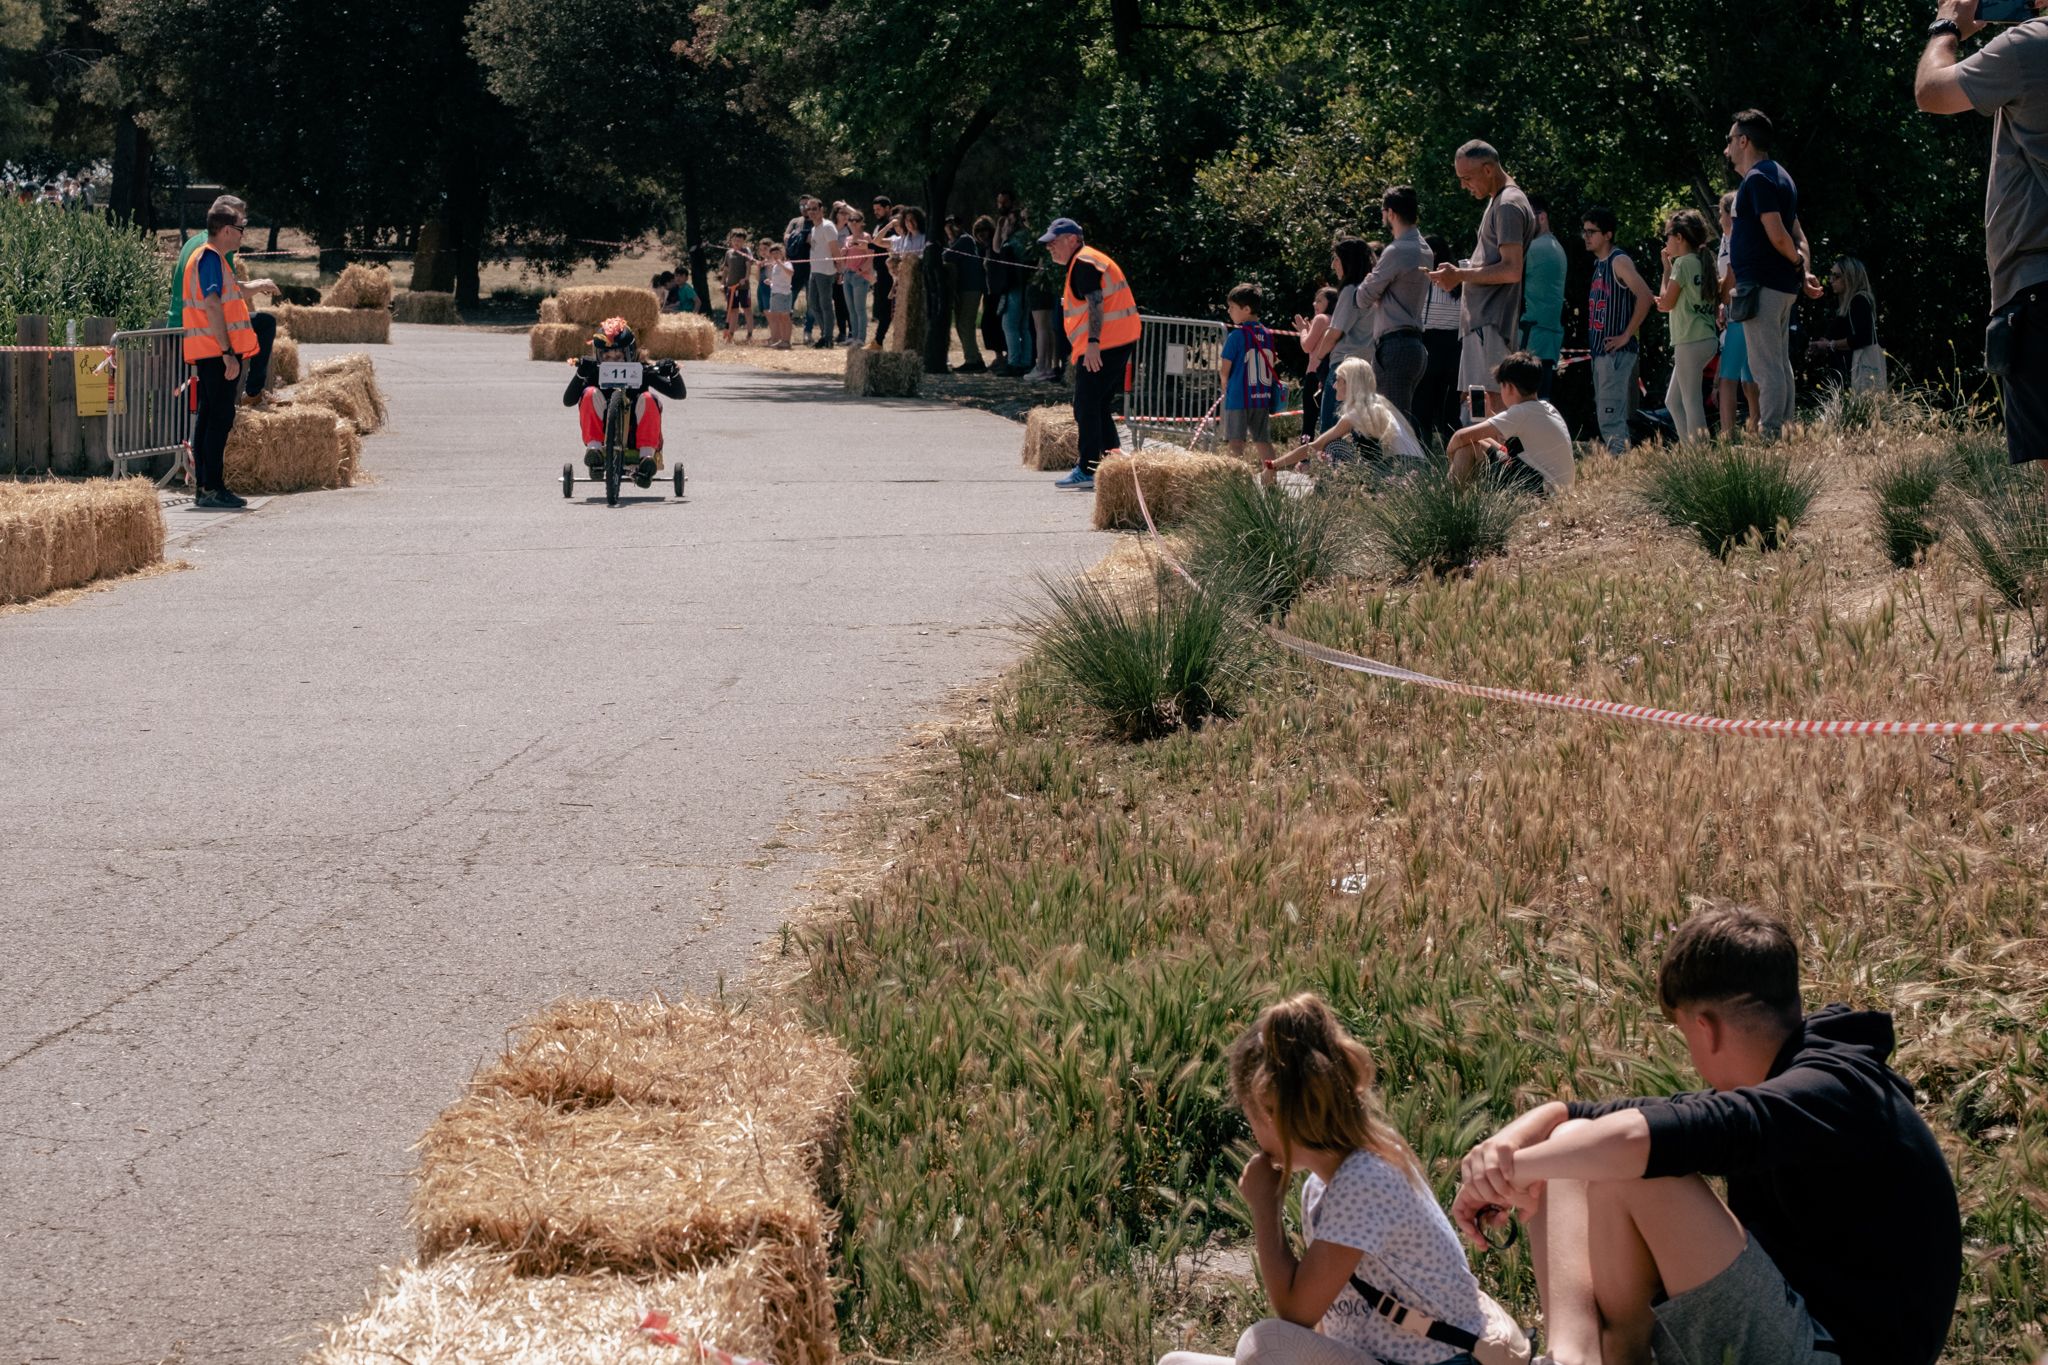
167, 194, 282, 406
177, 203, 267, 508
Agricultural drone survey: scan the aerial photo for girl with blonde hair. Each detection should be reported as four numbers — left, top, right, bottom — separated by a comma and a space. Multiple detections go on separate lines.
1261, 356, 1422, 488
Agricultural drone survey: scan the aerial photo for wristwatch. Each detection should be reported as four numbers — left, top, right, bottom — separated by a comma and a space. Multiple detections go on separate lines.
1927, 16, 1962, 37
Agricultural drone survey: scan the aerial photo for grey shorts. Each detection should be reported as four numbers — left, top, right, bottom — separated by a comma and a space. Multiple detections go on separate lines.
1223, 408, 1271, 442
769, 292, 793, 313
1652, 1236, 1837, 1365
1457, 326, 1513, 393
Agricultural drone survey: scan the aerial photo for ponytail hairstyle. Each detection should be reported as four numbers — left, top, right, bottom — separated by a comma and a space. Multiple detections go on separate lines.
1332, 356, 1406, 450
1226, 992, 1424, 1189
1665, 208, 1715, 307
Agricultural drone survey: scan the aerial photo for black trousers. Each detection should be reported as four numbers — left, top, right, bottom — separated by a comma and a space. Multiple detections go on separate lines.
191, 356, 241, 491
2000, 288, 2048, 465
1073, 341, 1135, 474
244, 311, 278, 395
874, 264, 894, 345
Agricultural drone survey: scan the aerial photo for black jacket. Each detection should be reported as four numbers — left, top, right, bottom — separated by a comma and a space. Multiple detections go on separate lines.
1570, 1006, 1960, 1365
562, 358, 686, 409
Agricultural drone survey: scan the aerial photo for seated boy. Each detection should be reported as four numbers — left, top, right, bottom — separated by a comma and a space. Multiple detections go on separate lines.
1218, 282, 1279, 465
1445, 350, 1575, 496
562, 318, 686, 487
1452, 906, 1961, 1365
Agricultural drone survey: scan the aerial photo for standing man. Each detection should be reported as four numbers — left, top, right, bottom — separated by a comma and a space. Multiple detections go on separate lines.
871, 195, 896, 347
1581, 206, 1654, 454
1917, 0, 2048, 473
1521, 195, 1569, 397
167, 193, 280, 403
1725, 109, 1822, 436
1427, 140, 1534, 418
1355, 185, 1432, 428
1042, 217, 1141, 492
803, 197, 840, 349
180, 203, 263, 509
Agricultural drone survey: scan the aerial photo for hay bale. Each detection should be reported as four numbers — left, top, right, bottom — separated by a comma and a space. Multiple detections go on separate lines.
555, 286, 660, 342
531, 322, 589, 363
1091, 450, 1248, 531
884, 255, 925, 355
322, 263, 395, 311
222, 405, 359, 494
293, 353, 386, 434
266, 332, 301, 389
641, 315, 716, 362
539, 297, 564, 323
0, 479, 163, 603
1022, 406, 1080, 470
274, 304, 391, 345
845, 347, 922, 398
305, 1245, 833, 1365
392, 291, 460, 325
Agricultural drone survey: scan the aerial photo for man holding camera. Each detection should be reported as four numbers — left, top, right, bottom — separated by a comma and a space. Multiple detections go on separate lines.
1917, 0, 2048, 470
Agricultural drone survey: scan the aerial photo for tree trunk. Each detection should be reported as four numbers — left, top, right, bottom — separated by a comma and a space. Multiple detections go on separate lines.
412, 218, 456, 293
108, 114, 154, 230
681, 164, 712, 317
921, 239, 951, 374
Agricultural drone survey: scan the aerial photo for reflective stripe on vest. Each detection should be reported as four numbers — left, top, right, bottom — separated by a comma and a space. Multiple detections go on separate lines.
1062, 245, 1141, 350
181, 244, 261, 363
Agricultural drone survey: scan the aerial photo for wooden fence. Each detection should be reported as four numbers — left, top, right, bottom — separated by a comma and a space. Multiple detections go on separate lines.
1, 315, 121, 478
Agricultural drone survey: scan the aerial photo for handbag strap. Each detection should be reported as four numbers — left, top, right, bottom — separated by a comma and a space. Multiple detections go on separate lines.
1347, 1273, 1481, 1353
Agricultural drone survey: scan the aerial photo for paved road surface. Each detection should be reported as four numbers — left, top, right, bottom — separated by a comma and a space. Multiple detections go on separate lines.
0, 326, 1093, 1363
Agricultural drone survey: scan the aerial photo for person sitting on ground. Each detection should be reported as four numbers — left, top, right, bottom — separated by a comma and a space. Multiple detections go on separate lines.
1219, 282, 1281, 467
562, 317, 687, 488
1158, 992, 1515, 1365
673, 267, 698, 315
1453, 905, 1961, 1365
652, 270, 677, 311
1445, 351, 1575, 496
1263, 356, 1422, 488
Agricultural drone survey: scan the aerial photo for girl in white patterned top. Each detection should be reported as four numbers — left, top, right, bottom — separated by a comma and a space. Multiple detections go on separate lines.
1159, 994, 1489, 1365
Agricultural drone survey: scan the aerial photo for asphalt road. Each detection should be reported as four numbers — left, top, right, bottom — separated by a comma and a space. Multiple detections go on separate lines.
0, 325, 1094, 1363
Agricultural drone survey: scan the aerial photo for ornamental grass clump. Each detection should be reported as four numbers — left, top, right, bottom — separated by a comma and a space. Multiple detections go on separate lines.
1871, 451, 1950, 568
1182, 475, 1359, 619
1027, 570, 1250, 741
1638, 442, 1820, 558
1355, 463, 1529, 578
1942, 480, 2048, 610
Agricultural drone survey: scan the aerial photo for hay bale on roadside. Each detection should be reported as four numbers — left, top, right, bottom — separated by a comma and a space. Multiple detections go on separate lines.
265, 332, 301, 389
275, 304, 391, 345
1091, 450, 1247, 531
1022, 405, 1080, 470
305, 1244, 834, 1365
296, 354, 386, 434
222, 405, 359, 493
556, 286, 660, 342
884, 255, 925, 355
640, 315, 716, 362
845, 347, 922, 397
0, 480, 163, 604
322, 263, 395, 311
531, 322, 589, 363
539, 297, 565, 323
392, 291, 460, 325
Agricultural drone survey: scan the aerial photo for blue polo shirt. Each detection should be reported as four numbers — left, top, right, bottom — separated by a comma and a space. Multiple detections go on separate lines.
1731, 160, 1804, 295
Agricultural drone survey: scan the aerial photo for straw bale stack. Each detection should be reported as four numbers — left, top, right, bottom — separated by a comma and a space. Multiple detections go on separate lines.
275, 304, 391, 345
392, 291, 460, 325
322, 263, 395, 311
845, 347, 921, 398
640, 315, 717, 362
539, 297, 565, 323
531, 323, 589, 363
884, 256, 925, 355
265, 332, 301, 389
1021, 406, 1080, 470
295, 354, 386, 434
0, 479, 163, 603
305, 1245, 831, 1365
1091, 450, 1247, 530
555, 286, 660, 342
222, 405, 361, 494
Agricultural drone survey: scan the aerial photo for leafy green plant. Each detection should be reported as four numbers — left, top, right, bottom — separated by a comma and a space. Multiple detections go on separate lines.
1356, 463, 1530, 578
1183, 476, 1358, 620
1639, 444, 1821, 558
1872, 452, 1950, 568
1026, 570, 1251, 741
0, 199, 169, 342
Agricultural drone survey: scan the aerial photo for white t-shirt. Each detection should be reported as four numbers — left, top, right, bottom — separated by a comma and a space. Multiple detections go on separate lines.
810, 220, 841, 275
1489, 399, 1576, 493
1301, 1151, 1487, 1364
768, 262, 793, 294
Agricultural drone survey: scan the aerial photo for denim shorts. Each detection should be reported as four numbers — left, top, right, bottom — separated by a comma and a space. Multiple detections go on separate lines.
1652, 1235, 1837, 1365
1720, 321, 1752, 384
769, 292, 792, 313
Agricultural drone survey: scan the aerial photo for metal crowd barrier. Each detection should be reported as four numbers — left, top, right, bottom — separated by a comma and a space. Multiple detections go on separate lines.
1128, 314, 1226, 449
106, 327, 194, 486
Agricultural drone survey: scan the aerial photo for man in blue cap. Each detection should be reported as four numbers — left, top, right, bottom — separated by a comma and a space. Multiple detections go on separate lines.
1040, 217, 1142, 491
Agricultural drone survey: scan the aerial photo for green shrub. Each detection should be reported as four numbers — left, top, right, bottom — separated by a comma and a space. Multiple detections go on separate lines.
1357, 463, 1530, 578
1872, 452, 1950, 568
0, 199, 169, 342
1639, 443, 1821, 558
1948, 428, 2027, 498
1183, 475, 1358, 620
1943, 482, 2048, 609
1027, 570, 1250, 741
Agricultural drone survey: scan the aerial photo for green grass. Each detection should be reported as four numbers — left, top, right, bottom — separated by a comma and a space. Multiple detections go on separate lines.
1640, 443, 1822, 558
0, 198, 169, 341
1355, 463, 1531, 579
1943, 483, 2048, 611
1873, 452, 1951, 568
1182, 476, 1359, 620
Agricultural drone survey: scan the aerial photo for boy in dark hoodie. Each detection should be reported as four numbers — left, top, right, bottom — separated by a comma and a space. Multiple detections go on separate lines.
1453, 907, 1960, 1365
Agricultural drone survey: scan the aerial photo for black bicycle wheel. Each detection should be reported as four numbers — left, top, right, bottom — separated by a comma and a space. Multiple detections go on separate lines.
603, 389, 629, 507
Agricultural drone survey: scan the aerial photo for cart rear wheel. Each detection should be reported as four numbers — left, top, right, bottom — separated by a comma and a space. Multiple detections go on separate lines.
562, 463, 574, 499
673, 464, 685, 499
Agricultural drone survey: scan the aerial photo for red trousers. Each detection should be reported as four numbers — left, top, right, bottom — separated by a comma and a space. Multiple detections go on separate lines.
578, 388, 663, 450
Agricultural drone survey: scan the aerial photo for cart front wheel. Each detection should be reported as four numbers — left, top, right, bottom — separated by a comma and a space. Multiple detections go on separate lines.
673, 464, 686, 499
562, 463, 574, 499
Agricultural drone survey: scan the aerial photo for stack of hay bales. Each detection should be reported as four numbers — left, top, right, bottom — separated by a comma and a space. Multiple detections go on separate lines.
392, 291, 460, 325
0, 479, 163, 604
224, 353, 385, 494
263, 333, 301, 390
1021, 405, 1080, 470
310, 997, 854, 1365
640, 314, 717, 362
293, 354, 388, 434
885, 255, 925, 355
1091, 449, 1247, 530
530, 323, 589, 362
538, 297, 564, 323
531, 287, 662, 364
278, 264, 393, 344
845, 347, 921, 398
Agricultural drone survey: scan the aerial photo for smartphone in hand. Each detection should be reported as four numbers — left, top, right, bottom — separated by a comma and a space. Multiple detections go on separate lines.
1979, 0, 2038, 21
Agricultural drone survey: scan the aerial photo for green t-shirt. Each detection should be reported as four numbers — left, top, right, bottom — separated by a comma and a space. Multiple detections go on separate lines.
168, 232, 236, 328
1668, 254, 1717, 347
1519, 232, 1567, 361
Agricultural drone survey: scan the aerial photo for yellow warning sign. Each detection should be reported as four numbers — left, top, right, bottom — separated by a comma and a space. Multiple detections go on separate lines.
73, 350, 113, 417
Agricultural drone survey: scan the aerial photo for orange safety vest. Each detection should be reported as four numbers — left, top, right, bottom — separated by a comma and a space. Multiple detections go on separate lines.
1061, 245, 1141, 351
180, 243, 261, 363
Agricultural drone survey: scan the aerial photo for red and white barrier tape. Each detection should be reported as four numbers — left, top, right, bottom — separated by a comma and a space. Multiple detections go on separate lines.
636, 1311, 764, 1362
1124, 467, 2047, 739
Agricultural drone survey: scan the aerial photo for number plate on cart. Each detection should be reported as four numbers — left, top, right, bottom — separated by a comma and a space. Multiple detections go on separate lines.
598, 361, 643, 387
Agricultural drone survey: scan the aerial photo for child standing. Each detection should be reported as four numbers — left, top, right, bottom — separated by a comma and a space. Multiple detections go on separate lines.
1293, 286, 1339, 439
720, 228, 753, 343
1159, 994, 1509, 1365
1219, 283, 1279, 466
765, 243, 795, 350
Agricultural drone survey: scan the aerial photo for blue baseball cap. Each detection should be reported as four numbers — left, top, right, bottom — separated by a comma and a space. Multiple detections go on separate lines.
1037, 217, 1083, 243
